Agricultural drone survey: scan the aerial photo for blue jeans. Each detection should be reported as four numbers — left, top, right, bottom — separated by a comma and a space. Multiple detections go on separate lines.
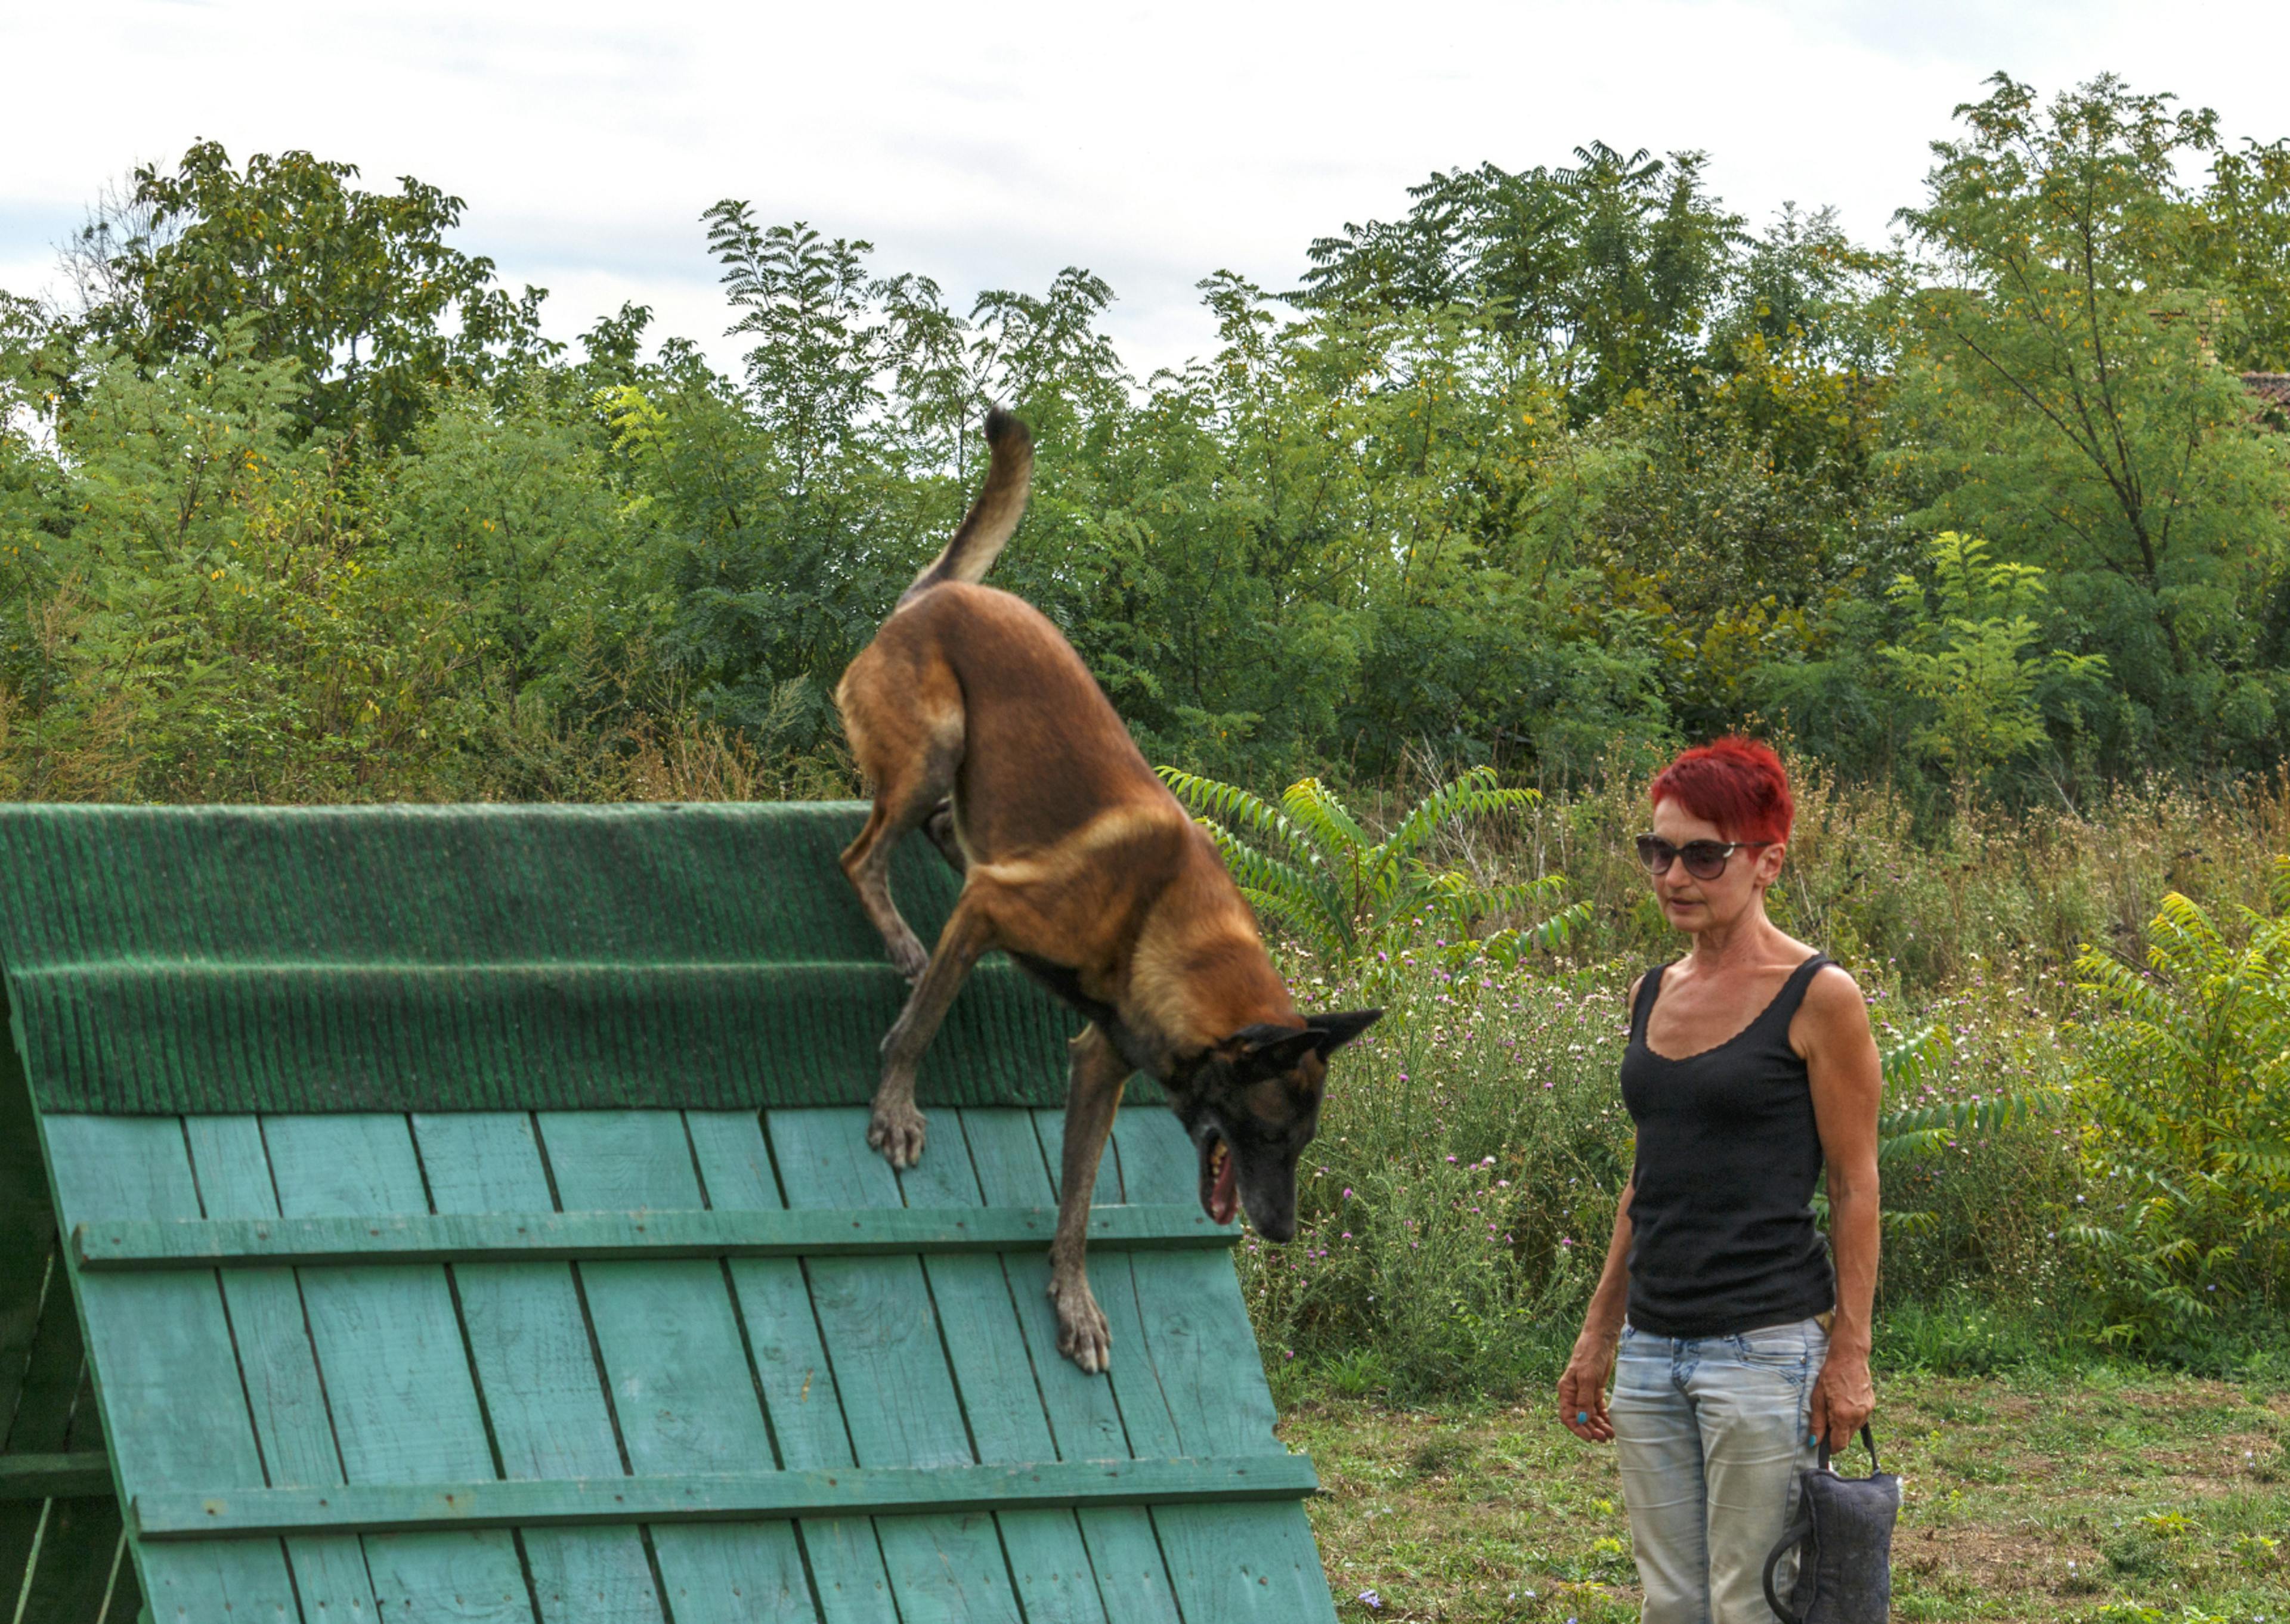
1610, 1316, 1827, 1624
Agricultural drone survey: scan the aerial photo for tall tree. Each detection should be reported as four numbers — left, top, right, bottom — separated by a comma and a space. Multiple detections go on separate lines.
1895, 73, 2290, 765
2196, 135, 2290, 371
70, 142, 552, 448
703, 207, 886, 494
1300, 145, 1745, 416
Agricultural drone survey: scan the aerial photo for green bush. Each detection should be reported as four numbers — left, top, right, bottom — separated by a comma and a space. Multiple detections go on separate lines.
1239, 957, 1632, 1394
2068, 869, 2290, 1344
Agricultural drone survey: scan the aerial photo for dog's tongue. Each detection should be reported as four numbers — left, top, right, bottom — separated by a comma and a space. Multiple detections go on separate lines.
1211, 1149, 1239, 1225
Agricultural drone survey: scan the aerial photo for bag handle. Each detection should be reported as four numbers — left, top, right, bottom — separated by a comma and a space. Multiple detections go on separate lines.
1765, 1426, 1881, 1622
1816, 1422, 1880, 1475
1761, 1501, 1812, 1624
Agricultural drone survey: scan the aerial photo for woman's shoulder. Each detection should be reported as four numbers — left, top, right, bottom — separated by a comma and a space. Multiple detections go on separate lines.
1795, 957, 1873, 1046
1801, 955, 1864, 1003
1778, 936, 1853, 991
1625, 958, 1676, 1000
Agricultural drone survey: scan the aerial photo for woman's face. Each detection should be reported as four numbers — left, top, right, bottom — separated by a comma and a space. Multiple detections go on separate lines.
1646, 796, 1786, 938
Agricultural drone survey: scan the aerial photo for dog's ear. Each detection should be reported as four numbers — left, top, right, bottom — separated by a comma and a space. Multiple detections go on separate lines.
1225, 1023, 1322, 1078
1305, 1008, 1383, 1055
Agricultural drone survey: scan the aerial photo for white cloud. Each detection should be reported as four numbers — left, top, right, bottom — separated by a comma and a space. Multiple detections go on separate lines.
2, 0, 2285, 379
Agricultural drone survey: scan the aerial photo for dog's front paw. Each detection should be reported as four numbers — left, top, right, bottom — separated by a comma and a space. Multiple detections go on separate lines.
890, 933, 929, 984
1049, 1275, 1112, 1374
867, 1101, 927, 1169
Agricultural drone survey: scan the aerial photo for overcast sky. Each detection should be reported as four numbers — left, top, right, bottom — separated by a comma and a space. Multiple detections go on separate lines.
3, 0, 2283, 380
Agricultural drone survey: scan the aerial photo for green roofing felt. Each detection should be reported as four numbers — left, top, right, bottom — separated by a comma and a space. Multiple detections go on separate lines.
0, 802, 1109, 1115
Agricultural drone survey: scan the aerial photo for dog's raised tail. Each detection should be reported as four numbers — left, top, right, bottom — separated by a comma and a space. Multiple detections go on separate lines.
901, 407, 1033, 605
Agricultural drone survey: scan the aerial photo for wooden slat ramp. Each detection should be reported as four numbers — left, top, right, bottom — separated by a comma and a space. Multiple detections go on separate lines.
0, 804, 1336, 1623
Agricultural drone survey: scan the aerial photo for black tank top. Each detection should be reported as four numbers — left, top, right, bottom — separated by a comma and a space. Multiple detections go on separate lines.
1619, 954, 1837, 1338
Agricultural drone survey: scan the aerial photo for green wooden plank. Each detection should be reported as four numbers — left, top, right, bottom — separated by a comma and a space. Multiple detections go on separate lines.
132, 1456, 1320, 1539
182, 1116, 382, 1623
0, 1452, 111, 1499
764, 1109, 1023, 1624
1029, 1109, 1186, 1457
73, 1204, 1236, 1270
1111, 1114, 1338, 1623
974, 1111, 1183, 1624
259, 1114, 533, 1623
899, 1114, 1106, 1624
968, 1117, 1127, 1462
1030, 1107, 1229, 1622
683, 1110, 898, 1624
39, 1115, 297, 1623
1026, 1106, 1180, 1456
411, 1112, 666, 1624
536, 1111, 819, 1624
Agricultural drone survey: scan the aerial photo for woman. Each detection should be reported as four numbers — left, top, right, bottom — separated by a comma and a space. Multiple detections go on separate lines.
1559, 737, 1881, 1624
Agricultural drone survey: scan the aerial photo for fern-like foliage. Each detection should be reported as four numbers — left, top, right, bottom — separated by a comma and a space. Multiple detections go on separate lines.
1812, 1023, 2044, 1238
2065, 865, 2290, 1339
1157, 764, 1589, 974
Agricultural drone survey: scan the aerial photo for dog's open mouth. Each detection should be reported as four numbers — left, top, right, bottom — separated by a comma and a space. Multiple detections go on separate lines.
1200, 1132, 1239, 1225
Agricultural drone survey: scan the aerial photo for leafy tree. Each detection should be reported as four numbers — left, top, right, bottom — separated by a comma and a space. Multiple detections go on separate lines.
70, 141, 553, 448
1877, 532, 2109, 788
1579, 397, 1876, 742
1895, 75, 2290, 769
968, 267, 1130, 443
1301, 145, 1746, 416
2195, 135, 2290, 371
383, 386, 664, 709
704, 209, 886, 494
4, 324, 467, 798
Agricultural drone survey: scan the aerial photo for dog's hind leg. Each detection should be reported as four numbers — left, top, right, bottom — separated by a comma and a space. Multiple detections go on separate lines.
840, 794, 937, 981
1048, 1024, 1127, 1373
837, 660, 964, 982
922, 799, 966, 875
867, 892, 995, 1169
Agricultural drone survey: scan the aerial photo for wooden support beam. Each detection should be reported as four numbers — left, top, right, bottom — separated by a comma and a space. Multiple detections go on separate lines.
0, 1451, 113, 1500
74, 1204, 1237, 1272
132, 1455, 1319, 1541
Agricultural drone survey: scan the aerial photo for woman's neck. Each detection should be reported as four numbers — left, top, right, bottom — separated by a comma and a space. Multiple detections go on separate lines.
1683, 900, 1781, 971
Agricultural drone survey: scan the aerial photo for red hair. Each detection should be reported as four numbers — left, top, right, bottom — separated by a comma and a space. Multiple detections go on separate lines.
1649, 736, 1793, 845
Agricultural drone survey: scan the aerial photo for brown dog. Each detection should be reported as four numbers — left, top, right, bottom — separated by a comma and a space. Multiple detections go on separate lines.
834, 408, 1379, 1372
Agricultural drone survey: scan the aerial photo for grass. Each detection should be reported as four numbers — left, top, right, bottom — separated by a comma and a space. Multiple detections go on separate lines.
1285, 1364, 2290, 1623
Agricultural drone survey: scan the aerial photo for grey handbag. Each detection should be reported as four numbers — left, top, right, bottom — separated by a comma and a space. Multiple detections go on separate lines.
1760, 1424, 1900, 1623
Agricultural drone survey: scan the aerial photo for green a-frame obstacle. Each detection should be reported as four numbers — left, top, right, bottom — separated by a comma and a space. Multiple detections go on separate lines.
0, 803, 1335, 1623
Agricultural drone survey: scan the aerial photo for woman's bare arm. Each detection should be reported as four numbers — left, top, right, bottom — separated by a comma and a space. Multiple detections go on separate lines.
1561, 971, 1642, 1444
1559, 1173, 1635, 1441
1799, 964, 1882, 1448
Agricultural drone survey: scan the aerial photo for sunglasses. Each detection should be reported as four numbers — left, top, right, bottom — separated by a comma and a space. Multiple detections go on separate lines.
1635, 835, 1775, 880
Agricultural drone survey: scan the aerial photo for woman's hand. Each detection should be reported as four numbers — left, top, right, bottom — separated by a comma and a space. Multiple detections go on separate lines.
1808, 1345, 1874, 1451
1558, 1335, 1616, 1442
